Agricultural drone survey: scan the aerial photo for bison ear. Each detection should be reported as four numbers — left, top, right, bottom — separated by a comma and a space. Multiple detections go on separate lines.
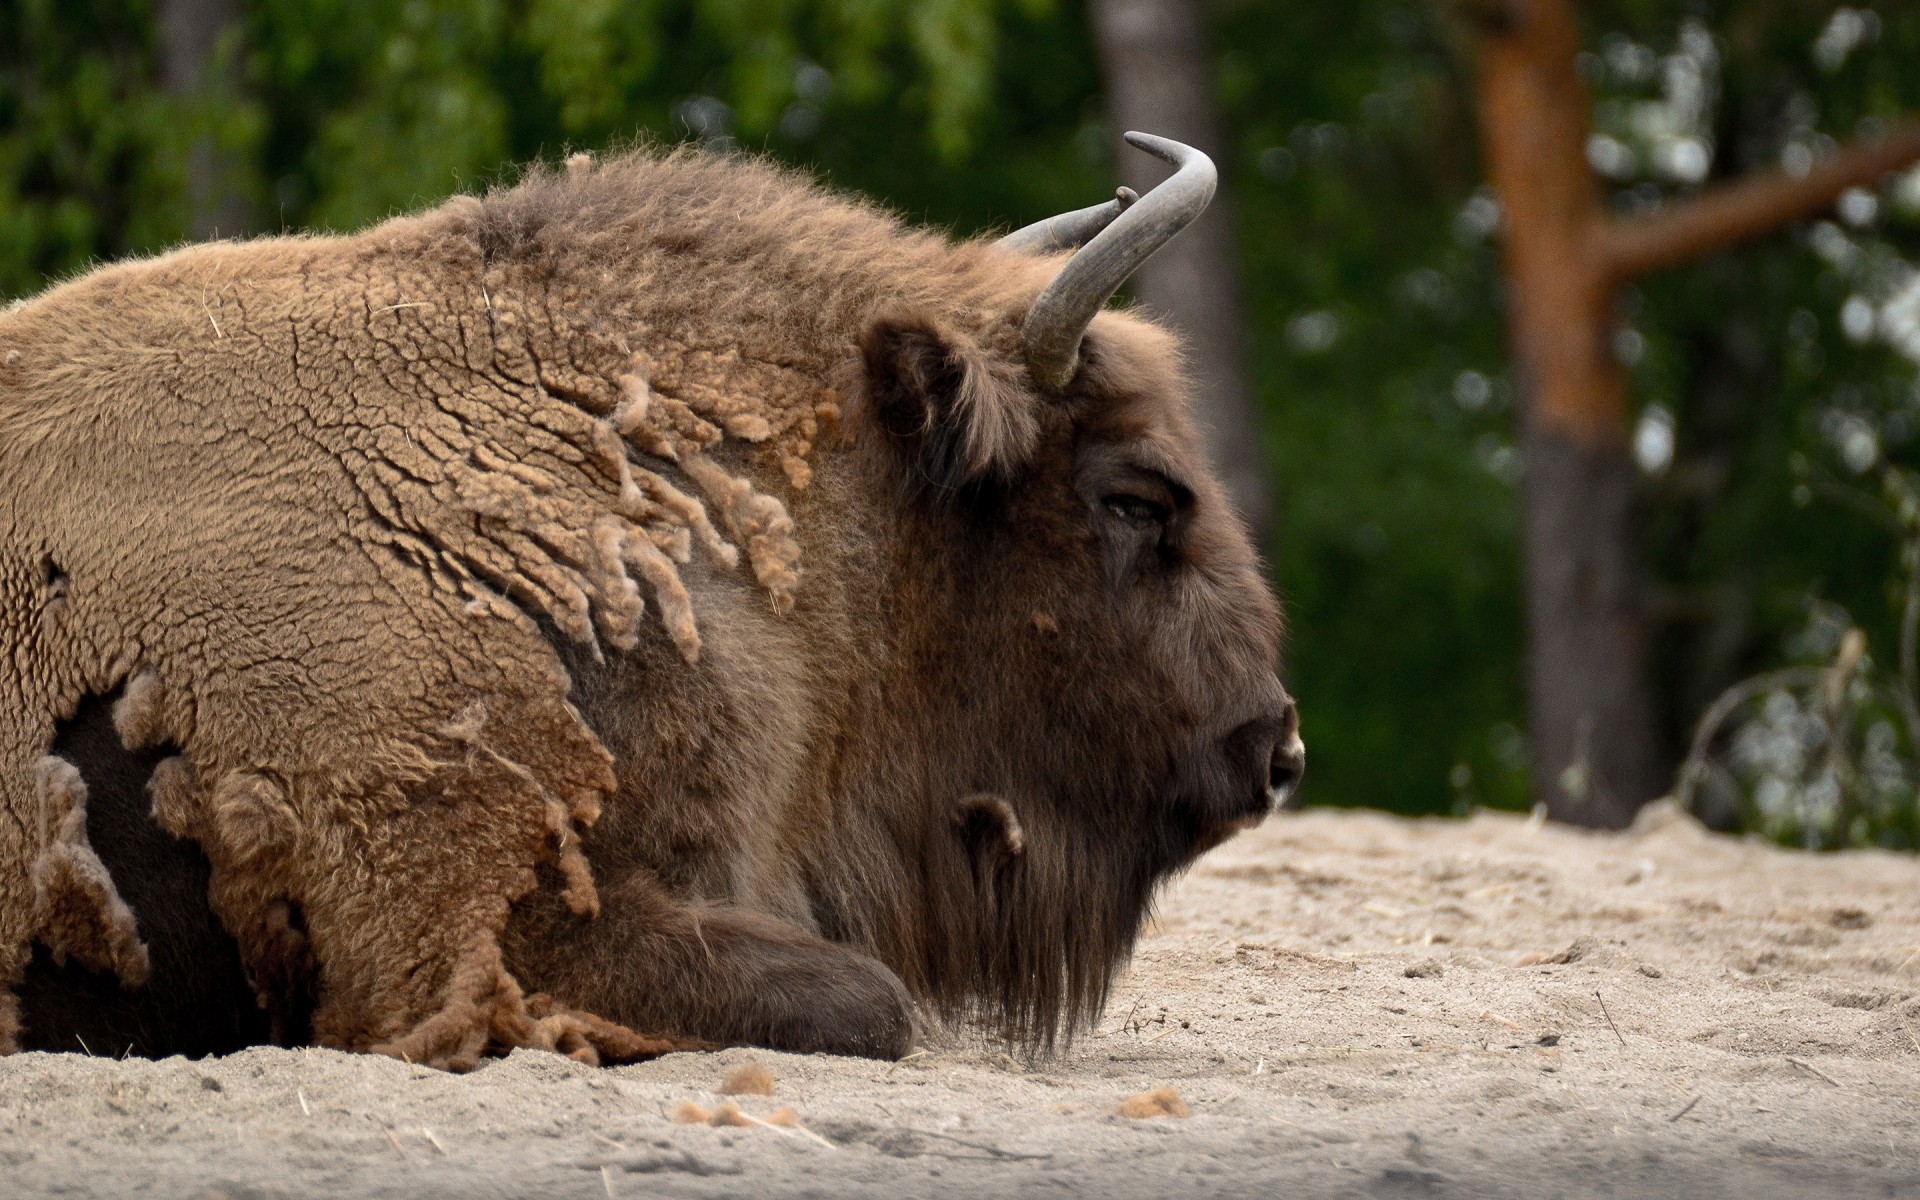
860, 309, 1038, 495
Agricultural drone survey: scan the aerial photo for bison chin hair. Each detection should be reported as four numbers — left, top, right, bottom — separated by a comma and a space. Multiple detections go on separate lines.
893, 783, 1191, 1052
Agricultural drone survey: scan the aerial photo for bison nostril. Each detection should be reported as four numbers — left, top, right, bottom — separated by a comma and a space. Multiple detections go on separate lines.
1267, 733, 1306, 809
1219, 712, 1305, 822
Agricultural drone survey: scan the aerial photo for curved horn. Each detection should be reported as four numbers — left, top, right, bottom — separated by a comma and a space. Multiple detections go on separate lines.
997, 187, 1138, 255
1022, 132, 1216, 390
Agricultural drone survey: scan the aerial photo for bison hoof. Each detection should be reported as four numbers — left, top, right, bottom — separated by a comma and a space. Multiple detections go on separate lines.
756, 948, 916, 1060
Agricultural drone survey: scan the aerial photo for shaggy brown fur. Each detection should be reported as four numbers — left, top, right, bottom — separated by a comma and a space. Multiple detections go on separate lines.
2, 147, 1296, 1065
17, 689, 273, 1056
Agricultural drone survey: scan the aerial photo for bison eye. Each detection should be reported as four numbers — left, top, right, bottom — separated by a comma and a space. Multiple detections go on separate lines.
1103, 494, 1171, 526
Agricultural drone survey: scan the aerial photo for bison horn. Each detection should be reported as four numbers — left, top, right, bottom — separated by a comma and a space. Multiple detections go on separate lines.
1019, 132, 1216, 391
996, 187, 1138, 255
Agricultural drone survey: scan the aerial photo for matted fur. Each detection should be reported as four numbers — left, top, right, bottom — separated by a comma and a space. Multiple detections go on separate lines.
0, 146, 1291, 1064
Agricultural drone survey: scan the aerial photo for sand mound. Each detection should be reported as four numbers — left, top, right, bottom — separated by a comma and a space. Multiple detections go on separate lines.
4, 805, 1917, 1198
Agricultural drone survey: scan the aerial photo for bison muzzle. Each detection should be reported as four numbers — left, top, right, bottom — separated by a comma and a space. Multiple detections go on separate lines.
0, 134, 1300, 1067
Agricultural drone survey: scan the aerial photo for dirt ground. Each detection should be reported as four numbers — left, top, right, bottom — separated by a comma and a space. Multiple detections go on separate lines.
4, 802, 1918, 1199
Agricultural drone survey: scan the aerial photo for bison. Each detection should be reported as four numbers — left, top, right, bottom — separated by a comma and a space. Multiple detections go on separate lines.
0, 134, 1302, 1068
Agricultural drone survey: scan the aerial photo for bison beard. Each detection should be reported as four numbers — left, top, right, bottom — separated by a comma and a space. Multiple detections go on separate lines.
1, 143, 1298, 1065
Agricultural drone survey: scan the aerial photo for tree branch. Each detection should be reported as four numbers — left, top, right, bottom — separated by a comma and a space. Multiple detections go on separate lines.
1603, 119, 1920, 283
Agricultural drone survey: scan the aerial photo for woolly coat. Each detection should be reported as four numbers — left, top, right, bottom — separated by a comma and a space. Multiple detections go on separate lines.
0, 151, 1061, 1065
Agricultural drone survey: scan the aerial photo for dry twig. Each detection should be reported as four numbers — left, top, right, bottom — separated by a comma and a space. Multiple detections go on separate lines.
1819, 629, 1868, 848
904, 1127, 1053, 1161
1673, 669, 1828, 811
1786, 1056, 1842, 1087
1099, 997, 1143, 1038
1595, 990, 1626, 1047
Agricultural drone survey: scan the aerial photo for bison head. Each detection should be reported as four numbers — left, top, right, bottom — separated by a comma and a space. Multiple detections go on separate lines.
827, 135, 1303, 1046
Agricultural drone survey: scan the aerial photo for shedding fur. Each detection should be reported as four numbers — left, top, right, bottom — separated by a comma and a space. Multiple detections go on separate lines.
718, 1060, 776, 1096
1116, 1087, 1188, 1119
707, 1101, 755, 1127
28, 757, 149, 988
206, 772, 300, 864
438, 704, 600, 917
0, 147, 888, 1064
111, 671, 167, 752
681, 456, 802, 612
621, 529, 704, 661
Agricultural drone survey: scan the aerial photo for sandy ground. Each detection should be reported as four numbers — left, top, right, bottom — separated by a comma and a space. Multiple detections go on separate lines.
4, 802, 1919, 1199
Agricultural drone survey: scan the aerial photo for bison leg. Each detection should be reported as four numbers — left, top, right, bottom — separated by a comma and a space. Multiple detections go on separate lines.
506, 872, 915, 1060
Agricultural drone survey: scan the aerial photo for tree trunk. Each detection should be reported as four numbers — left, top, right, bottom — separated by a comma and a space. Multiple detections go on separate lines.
1473, 0, 1661, 826
1470, 0, 1920, 827
1087, 0, 1271, 548
1519, 435, 1663, 825
156, 0, 247, 240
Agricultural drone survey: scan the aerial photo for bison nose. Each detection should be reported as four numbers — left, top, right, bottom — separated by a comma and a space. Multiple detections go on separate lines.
1267, 702, 1305, 810
1220, 702, 1305, 820
1269, 731, 1305, 810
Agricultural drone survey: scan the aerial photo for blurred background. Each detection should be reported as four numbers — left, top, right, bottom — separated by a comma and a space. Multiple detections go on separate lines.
5, 0, 1920, 848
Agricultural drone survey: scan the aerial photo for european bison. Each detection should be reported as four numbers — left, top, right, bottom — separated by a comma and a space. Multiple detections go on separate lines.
1, 135, 1301, 1067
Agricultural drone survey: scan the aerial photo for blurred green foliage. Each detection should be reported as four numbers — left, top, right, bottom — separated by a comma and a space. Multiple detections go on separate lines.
3, 0, 1919, 836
